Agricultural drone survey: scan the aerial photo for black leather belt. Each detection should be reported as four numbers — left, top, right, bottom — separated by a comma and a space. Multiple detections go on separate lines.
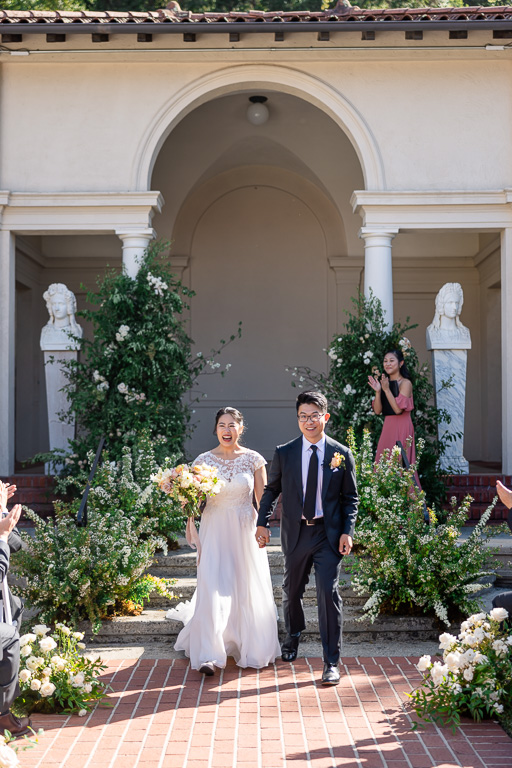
302, 517, 324, 526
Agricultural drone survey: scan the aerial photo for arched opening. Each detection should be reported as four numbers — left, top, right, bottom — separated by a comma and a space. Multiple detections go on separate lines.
151, 90, 365, 456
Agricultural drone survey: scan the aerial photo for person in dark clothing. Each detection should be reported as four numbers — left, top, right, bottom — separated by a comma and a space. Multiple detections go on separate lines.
0, 481, 31, 738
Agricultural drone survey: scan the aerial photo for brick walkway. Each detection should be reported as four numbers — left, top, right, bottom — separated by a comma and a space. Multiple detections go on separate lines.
19, 657, 511, 768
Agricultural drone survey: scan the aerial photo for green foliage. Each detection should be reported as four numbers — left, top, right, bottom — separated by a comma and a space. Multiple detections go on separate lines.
41, 241, 239, 478
16, 622, 108, 715
13, 435, 183, 630
126, 574, 176, 610
410, 611, 512, 730
288, 291, 451, 506
345, 429, 504, 624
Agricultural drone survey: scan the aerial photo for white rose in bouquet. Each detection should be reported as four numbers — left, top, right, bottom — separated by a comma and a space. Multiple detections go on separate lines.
19, 669, 31, 683
30, 679, 41, 691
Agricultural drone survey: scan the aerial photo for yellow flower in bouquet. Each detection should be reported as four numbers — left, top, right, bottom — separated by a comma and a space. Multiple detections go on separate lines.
152, 461, 225, 517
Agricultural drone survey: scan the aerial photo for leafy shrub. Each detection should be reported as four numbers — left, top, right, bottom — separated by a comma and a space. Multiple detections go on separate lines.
16, 622, 107, 715
288, 291, 452, 507
346, 429, 504, 625
13, 435, 181, 630
410, 609, 512, 730
38, 241, 240, 480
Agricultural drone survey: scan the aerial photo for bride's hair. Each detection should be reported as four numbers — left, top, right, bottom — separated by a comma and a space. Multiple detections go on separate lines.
213, 406, 244, 435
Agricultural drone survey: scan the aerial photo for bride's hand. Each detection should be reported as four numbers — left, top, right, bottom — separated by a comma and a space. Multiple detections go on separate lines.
368, 375, 381, 392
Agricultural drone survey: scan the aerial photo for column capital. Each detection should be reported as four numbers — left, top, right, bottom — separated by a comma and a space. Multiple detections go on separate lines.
359, 227, 399, 242
117, 229, 155, 279
116, 228, 155, 242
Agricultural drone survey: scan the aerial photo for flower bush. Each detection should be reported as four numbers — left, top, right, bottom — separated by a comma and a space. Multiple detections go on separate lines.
36, 240, 240, 481
12, 434, 181, 630
288, 291, 452, 507
16, 623, 107, 715
345, 429, 504, 624
410, 609, 512, 730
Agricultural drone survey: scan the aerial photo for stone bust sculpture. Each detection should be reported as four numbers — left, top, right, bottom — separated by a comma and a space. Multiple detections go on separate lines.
40, 283, 83, 351
426, 282, 471, 350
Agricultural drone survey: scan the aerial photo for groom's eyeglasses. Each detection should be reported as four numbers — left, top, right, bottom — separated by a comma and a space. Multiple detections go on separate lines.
298, 413, 323, 423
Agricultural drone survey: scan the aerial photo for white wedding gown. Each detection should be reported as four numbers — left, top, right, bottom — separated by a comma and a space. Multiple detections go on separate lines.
167, 449, 281, 670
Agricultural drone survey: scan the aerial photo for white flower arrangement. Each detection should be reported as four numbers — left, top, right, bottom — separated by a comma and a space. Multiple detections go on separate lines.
115, 324, 130, 342
410, 609, 512, 729
17, 623, 107, 715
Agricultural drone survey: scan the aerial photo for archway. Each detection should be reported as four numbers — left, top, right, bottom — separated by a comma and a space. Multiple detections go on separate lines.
150, 89, 366, 456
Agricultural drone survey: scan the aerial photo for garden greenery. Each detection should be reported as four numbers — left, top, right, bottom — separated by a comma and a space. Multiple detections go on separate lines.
13, 434, 180, 630
16, 622, 107, 715
345, 429, 503, 625
288, 292, 452, 506
38, 241, 240, 480
410, 609, 512, 730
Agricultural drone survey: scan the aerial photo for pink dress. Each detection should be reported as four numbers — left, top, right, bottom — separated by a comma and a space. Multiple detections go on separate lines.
375, 381, 421, 489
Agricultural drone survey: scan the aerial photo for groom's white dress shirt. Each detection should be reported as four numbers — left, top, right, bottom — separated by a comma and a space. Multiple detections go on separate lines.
301, 435, 326, 519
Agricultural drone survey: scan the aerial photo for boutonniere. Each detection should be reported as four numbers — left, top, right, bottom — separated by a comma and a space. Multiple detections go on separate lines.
330, 452, 345, 470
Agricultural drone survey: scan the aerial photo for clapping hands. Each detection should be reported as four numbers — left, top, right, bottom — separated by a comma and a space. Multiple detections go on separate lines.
0, 481, 16, 514
0, 504, 21, 541
368, 374, 389, 392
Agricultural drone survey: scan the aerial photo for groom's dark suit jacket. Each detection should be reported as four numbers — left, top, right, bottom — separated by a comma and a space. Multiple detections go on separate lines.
257, 435, 358, 557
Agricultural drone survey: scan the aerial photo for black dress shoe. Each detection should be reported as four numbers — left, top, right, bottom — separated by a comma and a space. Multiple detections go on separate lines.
281, 632, 301, 662
0, 711, 32, 739
321, 663, 340, 685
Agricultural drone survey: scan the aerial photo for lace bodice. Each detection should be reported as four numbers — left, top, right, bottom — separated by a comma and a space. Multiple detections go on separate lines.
194, 450, 266, 525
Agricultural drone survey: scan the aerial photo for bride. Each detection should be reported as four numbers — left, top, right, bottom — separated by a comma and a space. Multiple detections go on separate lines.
167, 406, 280, 675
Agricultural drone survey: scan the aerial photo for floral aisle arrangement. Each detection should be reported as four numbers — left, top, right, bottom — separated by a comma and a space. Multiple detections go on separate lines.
34, 240, 240, 482
345, 429, 504, 624
410, 609, 512, 730
16, 623, 107, 715
12, 435, 180, 630
287, 291, 452, 507
152, 460, 225, 518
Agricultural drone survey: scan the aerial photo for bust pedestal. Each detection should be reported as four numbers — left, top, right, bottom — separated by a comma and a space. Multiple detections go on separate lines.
426, 328, 471, 474
41, 347, 78, 473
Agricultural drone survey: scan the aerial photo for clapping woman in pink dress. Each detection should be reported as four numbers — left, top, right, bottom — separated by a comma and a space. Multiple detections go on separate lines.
368, 349, 421, 489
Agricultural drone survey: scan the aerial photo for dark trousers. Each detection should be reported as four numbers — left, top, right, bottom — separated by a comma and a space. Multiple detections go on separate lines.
0, 624, 20, 714
282, 522, 342, 665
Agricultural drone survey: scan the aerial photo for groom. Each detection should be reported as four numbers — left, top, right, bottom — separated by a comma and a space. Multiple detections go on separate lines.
256, 391, 358, 685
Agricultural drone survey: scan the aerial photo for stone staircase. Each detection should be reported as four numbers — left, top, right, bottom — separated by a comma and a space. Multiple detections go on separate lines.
82, 533, 510, 647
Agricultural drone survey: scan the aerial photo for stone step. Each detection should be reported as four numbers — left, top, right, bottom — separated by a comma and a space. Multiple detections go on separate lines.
147, 572, 367, 609
81, 605, 458, 646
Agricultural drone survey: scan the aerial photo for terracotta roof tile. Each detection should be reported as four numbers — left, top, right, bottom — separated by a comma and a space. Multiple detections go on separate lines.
1, 6, 512, 26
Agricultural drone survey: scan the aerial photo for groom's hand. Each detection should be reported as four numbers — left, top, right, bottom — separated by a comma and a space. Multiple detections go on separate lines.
256, 526, 270, 548
339, 534, 353, 556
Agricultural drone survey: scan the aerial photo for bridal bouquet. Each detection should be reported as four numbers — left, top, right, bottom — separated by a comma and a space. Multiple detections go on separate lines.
410, 608, 512, 730
152, 461, 225, 518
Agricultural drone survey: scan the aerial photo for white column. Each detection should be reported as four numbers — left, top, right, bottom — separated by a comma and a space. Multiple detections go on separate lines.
501, 228, 512, 473
360, 229, 398, 328
117, 229, 155, 278
0, 230, 15, 475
